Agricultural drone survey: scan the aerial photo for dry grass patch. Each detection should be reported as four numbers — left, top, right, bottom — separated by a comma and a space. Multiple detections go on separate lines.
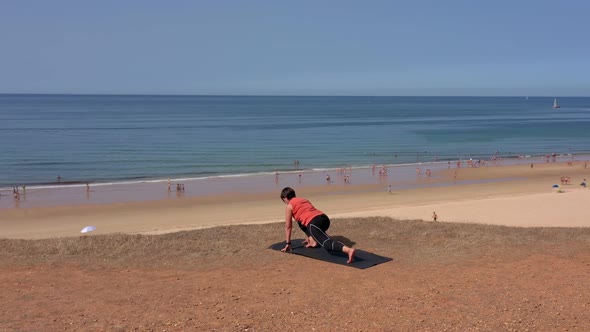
342, 217, 590, 263
1, 217, 589, 268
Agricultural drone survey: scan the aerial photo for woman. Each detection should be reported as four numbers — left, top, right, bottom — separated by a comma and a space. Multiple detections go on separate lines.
280, 187, 355, 263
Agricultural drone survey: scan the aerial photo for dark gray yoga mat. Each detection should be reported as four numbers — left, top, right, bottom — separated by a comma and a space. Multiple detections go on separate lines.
269, 239, 393, 269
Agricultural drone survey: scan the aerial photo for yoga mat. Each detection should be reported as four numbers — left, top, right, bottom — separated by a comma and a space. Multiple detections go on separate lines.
269, 239, 393, 269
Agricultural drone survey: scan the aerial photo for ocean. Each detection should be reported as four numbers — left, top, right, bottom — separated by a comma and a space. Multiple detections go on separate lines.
1, 94, 589, 189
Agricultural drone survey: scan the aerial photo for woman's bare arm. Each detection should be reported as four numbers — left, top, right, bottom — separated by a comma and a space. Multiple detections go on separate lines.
281, 204, 293, 252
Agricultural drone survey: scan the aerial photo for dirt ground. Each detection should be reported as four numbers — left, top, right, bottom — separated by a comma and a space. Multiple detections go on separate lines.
1, 218, 590, 331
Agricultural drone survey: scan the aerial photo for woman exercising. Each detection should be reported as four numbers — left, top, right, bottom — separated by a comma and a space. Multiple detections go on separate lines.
279, 187, 355, 263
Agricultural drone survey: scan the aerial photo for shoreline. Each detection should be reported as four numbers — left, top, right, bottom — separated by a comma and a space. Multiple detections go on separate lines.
1, 160, 589, 239
2, 154, 588, 210
4, 152, 586, 189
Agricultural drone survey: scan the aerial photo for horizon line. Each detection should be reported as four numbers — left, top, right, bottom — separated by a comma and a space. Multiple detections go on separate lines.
0, 93, 585, 98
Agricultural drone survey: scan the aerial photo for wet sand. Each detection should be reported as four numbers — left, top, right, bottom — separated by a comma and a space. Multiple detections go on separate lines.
1, 160, 589, 239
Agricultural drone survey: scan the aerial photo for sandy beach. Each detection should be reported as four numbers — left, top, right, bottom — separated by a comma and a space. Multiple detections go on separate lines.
1, 160, 589, 239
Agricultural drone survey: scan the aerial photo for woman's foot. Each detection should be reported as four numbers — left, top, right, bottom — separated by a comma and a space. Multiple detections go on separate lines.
304, 237, 319, 248
305, 241, 319, 248
346, 248, 355, 264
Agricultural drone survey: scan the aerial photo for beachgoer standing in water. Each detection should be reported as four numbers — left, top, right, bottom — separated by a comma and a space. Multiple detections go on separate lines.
279, 187, 355, 263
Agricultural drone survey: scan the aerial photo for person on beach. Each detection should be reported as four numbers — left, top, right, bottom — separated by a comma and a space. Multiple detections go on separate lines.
432, 211, 438, 222
279, 187, 356, 263
581, 179, 587, 188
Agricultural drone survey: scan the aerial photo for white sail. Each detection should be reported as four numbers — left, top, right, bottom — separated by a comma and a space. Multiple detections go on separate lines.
553, 98, 559, 108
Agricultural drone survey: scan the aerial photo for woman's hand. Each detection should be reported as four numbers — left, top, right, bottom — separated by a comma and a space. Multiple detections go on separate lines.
281, 244, 291, 252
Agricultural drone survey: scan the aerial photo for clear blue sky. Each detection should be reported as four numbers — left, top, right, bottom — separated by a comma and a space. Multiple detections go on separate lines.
1, 0, 589, 96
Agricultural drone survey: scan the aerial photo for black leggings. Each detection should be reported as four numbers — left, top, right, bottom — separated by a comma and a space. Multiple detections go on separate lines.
298, 214, 344, 252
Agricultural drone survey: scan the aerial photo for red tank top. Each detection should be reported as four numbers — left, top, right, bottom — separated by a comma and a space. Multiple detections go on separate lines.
289, 197, 324, 226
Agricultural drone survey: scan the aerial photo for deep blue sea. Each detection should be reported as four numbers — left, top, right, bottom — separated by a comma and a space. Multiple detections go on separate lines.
1, 94, 589, 188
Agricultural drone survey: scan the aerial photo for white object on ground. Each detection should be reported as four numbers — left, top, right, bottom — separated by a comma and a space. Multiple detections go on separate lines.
80, 226, 96, 233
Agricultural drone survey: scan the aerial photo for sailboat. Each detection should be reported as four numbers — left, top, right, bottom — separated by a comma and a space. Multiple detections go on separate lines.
553, 98, 560, 109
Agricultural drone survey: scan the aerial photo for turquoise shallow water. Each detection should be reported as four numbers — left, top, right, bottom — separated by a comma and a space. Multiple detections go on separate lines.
1, 94, 589, 188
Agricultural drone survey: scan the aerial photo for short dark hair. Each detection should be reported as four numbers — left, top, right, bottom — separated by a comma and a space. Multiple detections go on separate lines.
280, 187, 296, 200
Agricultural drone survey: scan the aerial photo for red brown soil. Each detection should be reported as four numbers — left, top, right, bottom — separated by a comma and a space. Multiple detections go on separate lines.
1, 218, 590, 331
